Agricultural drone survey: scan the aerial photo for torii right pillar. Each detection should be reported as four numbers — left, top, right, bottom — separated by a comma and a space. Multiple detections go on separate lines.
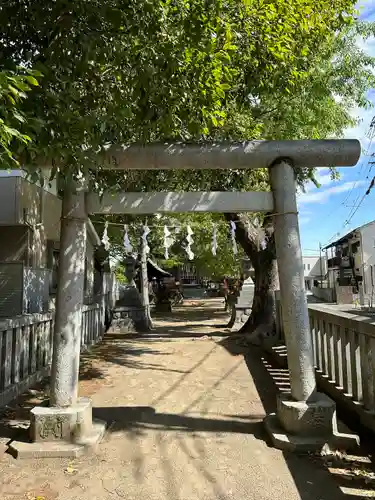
266, 160, 359, 452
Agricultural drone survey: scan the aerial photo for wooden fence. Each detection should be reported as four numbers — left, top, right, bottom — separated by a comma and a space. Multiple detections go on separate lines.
0, 300, 107, 408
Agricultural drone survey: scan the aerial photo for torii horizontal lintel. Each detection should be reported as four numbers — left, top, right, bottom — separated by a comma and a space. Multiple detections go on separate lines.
86, 191, 274, 214
102, 139, 361, 170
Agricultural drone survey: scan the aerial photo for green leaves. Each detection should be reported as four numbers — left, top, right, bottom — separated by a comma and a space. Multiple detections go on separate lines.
0, 0, 364, 189
25, 75, 39, 86
0, 69, 40, 167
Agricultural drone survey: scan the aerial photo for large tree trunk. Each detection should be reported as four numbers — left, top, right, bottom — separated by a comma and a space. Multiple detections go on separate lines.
240, 249, 279, 347
225, 213, 279, 348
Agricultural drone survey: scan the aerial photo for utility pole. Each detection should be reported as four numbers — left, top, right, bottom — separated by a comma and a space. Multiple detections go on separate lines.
319, 243, 323, 288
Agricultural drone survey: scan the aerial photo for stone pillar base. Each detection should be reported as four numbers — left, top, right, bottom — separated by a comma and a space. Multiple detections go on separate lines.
8, 397, 106, 459
264, 392, 359, 452
226, 277, 254, 329
111, 305, 151, 333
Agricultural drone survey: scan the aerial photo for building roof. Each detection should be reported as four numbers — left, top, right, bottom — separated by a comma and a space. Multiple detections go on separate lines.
323, 219, 375, 250
147, 259, 172, 279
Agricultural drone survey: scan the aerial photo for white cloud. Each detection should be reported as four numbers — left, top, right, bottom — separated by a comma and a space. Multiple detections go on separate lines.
299, 216, 311, 225
344, 108, 374, 151
314, 172, 335, 187
298, 180, 367, 204
298, 169, 337, 198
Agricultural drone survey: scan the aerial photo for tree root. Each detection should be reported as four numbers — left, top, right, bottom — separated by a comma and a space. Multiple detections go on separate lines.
243, 322, 278, 350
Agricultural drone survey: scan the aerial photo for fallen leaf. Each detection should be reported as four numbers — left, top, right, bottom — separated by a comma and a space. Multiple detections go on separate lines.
64, 466, 78, 475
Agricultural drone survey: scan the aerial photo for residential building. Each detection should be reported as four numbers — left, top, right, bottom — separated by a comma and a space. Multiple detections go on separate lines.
302, 255, 327, 290
323, 220, 375, 306
0, 170, 104, 317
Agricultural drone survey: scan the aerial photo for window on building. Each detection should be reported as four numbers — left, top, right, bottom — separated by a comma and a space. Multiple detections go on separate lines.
308, 263, 311, 271
303, 264, 306, 270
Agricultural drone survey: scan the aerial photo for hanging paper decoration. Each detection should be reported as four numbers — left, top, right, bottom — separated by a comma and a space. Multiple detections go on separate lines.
142, 224, 151, 255
101, 221, 110, 251
211, 224, 218, 256
185, 225, 194, 260
230, 221, 238, 255
163, 225, 174, 259
123, 225, 133, 254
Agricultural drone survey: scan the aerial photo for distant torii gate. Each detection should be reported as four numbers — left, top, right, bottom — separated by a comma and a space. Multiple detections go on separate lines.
11, 140, 361, 457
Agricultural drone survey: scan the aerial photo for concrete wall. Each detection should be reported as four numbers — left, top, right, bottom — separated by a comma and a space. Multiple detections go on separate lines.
0, 175, 62, 268
0, 175, 61, 265
0, 177, 19, 224
23, 267, 50, 313
0, 169, 58, 195
0, 174, 105, 307
17, 178, 62, 268
18, 177, 62, 239
0, 226, 30, 263
312, 286, 335, 303
335, 285, 353, 304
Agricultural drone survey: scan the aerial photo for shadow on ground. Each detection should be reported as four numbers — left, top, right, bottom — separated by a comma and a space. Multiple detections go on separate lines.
0, 300, 230, 440
0, 341, 171, 442
93, 405, 265, 436
0, 381, 49, 440
220, 336, 375, 499
3, 299, 375, 499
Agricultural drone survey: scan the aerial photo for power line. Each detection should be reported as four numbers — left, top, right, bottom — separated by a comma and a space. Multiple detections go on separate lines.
329, 113, 375, 238
324, 114, 374, 228
343, 174, 375, 227
342, 154, 367, 207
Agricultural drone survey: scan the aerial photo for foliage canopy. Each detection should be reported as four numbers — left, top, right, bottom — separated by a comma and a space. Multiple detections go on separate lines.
0, 0, 359, 180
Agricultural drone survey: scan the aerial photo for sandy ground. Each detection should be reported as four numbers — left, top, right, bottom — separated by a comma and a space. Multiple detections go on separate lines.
0, 298, 374, 500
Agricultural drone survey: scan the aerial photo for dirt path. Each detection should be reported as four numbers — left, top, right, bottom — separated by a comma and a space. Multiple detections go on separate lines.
0, 298, 373, 499
147, 297, 233, 339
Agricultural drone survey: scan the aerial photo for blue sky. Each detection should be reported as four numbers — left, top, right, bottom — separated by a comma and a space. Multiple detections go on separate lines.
299, 1, 375, 255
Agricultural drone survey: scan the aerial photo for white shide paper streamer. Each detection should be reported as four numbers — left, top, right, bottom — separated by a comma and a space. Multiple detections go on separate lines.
186, 225, 194, 260
211, 224, 218, 256
141, 224, 151, 254
230, 221, 238, 255
101, 221, 110, 251
123, 225, 133, 254
163, 225, 174, 259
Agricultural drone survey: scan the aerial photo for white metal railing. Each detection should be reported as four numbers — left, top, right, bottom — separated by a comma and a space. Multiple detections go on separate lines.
0, 298, 108, 407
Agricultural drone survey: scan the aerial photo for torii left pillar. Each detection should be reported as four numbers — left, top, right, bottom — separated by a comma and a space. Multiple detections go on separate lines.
10, 180, 106, 458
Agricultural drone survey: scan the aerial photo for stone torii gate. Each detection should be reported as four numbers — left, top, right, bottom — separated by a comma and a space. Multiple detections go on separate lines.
10, 139, 361, 457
